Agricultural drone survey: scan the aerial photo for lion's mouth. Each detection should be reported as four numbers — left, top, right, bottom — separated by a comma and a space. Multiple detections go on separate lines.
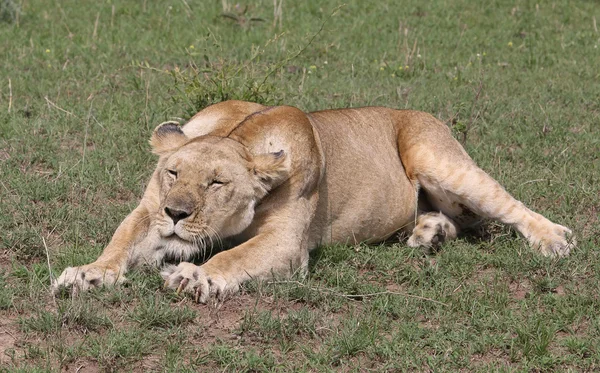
165, 232, 187, 241
160, 223, 210, 247
161, 228, 189, 242
160, 222, 190, 241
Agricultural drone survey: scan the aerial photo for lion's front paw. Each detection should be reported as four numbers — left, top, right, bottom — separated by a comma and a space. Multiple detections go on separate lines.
529, 224, 576, 258
52, 264, 125, 296
161, 262, 238, 303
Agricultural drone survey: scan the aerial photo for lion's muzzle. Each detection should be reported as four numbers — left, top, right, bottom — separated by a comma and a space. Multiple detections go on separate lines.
164, 206, 192, 225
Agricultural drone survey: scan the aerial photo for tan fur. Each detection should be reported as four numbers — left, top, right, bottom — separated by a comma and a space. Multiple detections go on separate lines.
407, 212, 459, 251
53, 101, 575, 301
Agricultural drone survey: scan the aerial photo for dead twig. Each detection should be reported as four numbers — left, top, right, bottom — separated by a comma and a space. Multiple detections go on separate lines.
268, 280, 449, 307
44, 96, 75, 117
273, 0, 283, 29
42, 236, 58, 307
42, 237, 55, 286
7, 78, 12, 113
92, 12, 100, 40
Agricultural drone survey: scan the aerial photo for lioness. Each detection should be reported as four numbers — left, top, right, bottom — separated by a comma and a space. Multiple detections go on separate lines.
54, 100, 575, 302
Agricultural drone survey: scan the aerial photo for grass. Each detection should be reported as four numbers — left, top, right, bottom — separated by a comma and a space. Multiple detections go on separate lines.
1, 0, 599, 371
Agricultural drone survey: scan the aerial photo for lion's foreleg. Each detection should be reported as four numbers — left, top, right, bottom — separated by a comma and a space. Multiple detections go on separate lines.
162, 198, 316, 303
54, 201, 156, 293
161, 232, 309, 302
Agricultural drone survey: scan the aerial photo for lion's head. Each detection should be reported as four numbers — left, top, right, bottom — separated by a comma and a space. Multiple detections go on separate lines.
149, 122, 288, 252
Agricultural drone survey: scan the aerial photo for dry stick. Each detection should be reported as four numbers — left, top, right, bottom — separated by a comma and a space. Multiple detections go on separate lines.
408, 37, 418, 66
56, 3, 74, 38
144, 77, 150, 129
273, 0, 283, 29
7, 78, 12, 113
269, 280, 448, 307
42, 237, 55, 285
538, 102, 551, 134
403, 27, 409, 64
44, 96, 75, 116
111, 5, 115, 29
42, 237, 57, 306
180, 0, 192, 17
92, 12, 100, 40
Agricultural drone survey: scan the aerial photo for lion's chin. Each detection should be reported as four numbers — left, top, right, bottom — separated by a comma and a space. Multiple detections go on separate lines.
159, 235, 201, 262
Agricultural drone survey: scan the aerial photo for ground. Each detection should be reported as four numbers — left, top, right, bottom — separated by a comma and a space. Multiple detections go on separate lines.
1, 0, 599, 371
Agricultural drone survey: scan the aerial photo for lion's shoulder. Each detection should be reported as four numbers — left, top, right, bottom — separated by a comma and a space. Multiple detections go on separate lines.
183, 100, 267, 138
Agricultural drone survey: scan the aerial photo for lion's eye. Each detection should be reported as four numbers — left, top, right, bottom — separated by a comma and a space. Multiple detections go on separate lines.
209, 179, 225, 187
167, 169, 178, 178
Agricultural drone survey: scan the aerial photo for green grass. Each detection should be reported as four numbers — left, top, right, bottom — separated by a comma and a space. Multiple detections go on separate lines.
1, 0, 599, 371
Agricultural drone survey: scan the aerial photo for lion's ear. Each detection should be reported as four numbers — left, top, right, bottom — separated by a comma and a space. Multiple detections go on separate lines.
252, 150, 289, 190
150, 121, 188, 155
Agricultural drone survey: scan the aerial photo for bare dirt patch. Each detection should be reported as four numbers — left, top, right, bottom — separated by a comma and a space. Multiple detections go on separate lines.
0, 250, 11, 271
62, 359, 100, 373
468, 347, 515, 371
509, 279, 531, 300
0, 313, 22, 366
0, 149, 10, 163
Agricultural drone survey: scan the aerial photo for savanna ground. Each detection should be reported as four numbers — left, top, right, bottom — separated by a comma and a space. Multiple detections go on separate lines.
0, 0, 599, 371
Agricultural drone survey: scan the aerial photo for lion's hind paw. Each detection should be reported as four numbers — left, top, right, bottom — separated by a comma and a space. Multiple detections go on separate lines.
531, 224, 576, 258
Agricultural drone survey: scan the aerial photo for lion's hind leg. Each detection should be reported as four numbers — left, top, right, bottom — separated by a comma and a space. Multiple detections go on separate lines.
397, 112, 575, 257
414, 152, 574, 257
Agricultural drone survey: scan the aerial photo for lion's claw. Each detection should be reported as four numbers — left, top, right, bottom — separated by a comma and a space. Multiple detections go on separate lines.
52, 264, 124, 296
176, 278, 189, 294
161, 262, 238, 303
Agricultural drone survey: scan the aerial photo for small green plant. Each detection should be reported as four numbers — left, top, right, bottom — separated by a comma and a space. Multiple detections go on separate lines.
158, 6, 337, 118
128, 296, 196, 329
86, 328, 158, 371
20, 298, 112, 335
20, 311, 59, 336
168, 56, 280, 118
0, 273, 13, 309
330, 316, 379, 362
512, 317, 557, 360
0, 0, 20, 23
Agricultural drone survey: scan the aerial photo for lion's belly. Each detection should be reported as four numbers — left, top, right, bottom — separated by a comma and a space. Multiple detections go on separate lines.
311, 168, 416, 247
307, 109, 417, 248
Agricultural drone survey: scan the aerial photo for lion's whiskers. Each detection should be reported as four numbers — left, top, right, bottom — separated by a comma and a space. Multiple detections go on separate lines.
206, 225, 223, 248
192, 234, 206, 258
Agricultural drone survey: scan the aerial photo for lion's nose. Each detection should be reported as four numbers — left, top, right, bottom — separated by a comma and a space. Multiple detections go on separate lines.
164, 207, 192, 225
